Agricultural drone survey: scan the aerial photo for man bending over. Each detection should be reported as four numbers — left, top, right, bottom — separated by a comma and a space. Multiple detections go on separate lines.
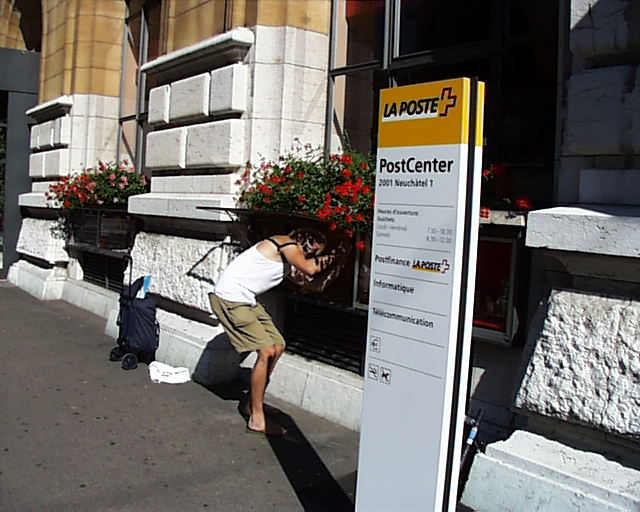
209, 230, 333, 436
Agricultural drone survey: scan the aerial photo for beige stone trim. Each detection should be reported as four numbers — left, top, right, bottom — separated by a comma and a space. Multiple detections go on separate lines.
164, 0, 330, 53
40, 0, 126, 101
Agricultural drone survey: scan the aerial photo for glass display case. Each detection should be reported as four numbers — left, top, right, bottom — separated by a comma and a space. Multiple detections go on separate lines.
472, 216, 527, 345
472, 236, 519, 344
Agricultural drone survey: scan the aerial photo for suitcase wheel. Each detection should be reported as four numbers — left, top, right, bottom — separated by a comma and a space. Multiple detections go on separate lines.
109, 346, 126, 362
121, 353, 138, 371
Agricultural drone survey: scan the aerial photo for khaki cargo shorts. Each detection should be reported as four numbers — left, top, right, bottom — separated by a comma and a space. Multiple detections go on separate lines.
209, 293, 285, 354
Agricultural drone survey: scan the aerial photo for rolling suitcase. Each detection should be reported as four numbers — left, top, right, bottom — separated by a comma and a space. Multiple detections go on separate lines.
109, 258, 159, 370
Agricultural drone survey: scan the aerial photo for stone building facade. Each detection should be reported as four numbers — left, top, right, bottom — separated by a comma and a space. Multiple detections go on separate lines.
1, 0, 639, 509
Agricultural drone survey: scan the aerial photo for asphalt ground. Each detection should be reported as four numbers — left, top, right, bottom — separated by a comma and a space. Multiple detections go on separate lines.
0, 282, 359, 512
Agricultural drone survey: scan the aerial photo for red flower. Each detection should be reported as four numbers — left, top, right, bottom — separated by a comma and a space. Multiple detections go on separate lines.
336, 182, 351, 197
317, 205, 332, 220
237, 146, 375, 234
514, 197, 533, 210
344, 229, 354, 238
356, 240, 366, 251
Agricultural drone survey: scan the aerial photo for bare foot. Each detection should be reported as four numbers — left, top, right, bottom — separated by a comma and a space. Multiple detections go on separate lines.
246, 418, 287, 436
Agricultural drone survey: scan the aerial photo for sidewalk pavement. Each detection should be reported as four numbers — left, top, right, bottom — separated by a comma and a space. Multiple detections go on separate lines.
0, 282, 359, 512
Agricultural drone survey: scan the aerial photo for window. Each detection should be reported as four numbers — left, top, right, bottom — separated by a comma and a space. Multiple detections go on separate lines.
118, 0, 162, 172
398, 0, 492, 56
325, 0, 558, 321
329, 69, 383, 155
328, 0, 560, 208
333, 0, 384, 69
80, 252, 128, 293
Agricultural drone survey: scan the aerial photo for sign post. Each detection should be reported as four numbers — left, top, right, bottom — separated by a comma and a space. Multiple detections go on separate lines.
356, 78, 484, 511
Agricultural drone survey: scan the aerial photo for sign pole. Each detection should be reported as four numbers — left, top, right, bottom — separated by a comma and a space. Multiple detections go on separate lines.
356, 77, 485, 511
442, 77, 482, 511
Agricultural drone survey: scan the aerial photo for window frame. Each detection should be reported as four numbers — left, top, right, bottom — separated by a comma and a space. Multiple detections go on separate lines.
117, 0, 161, 172
326, 0, 560, 154
325, 0, 561, 314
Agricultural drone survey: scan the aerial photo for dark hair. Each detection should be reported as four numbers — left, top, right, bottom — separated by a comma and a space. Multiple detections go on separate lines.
288, 228, 327, 247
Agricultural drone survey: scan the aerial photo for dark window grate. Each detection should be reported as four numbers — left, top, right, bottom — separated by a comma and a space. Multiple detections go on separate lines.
80, 251, 127, 293
284, 299, 367, 375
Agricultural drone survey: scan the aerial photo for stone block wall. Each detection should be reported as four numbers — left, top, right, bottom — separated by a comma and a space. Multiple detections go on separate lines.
558, 0, 640, 204
512, 0, 640, 476
570, 0, 640, 59
26, 96, 73, 179
13, 90, 122, 300
24, 94, 119, 201
564, 65, 640, 157
132, 25, 329, 218
15, 218, 68, 265
128, 232, 237, 313
247, 25, 328, 163
515, 289, 640, 437
134, 28, 255, 216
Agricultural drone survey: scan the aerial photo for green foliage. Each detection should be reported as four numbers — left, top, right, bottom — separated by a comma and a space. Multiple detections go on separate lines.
238, 144, 375, 240
46, 161, 149, 210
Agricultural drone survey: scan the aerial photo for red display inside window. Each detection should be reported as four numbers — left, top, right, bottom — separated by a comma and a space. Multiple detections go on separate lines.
346, 0, 384, 19
473, 239, 512, 332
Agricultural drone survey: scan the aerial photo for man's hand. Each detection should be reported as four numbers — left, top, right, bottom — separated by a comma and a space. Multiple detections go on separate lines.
314, 254, 336, 272
288, 244, 349, 292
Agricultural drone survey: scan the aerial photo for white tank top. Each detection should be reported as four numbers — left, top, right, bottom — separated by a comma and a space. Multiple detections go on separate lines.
214, 244, 285, 304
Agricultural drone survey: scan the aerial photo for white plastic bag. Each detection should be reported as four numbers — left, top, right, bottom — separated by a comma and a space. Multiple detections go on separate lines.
148, 361, 191, 384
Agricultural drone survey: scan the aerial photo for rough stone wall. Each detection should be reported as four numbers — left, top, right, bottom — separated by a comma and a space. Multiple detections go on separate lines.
15, 218, 68, 265
557, 0, 640, 204
128, 232, 239, 313
564, 65, 640, 156
571, 0, 640, 58
247, 25, 329, 163
515, 289, 640, 437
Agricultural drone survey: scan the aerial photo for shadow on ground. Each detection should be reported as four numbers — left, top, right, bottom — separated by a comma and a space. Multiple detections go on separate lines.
205, 380, 355, 512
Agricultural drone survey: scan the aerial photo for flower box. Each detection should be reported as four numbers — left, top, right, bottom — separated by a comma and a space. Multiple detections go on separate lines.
68, 208, 138, 250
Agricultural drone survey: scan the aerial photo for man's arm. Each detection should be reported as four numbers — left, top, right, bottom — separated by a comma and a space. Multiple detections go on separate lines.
281, 244, 335, 276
